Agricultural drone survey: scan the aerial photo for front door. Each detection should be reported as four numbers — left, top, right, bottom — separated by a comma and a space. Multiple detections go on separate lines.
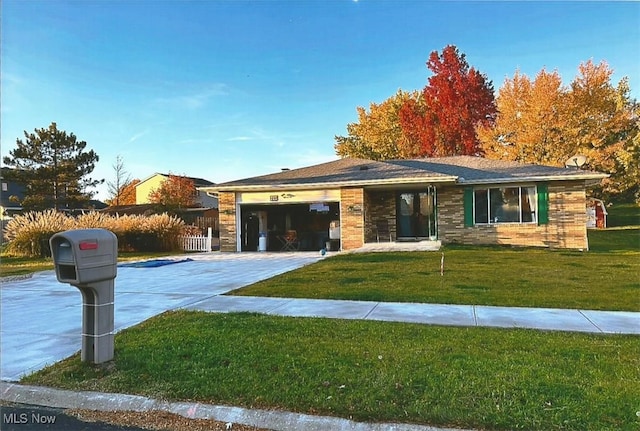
397, 187, 437, 240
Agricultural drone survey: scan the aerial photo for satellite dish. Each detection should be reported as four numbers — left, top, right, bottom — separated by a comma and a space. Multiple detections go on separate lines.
565, 154, 587, 169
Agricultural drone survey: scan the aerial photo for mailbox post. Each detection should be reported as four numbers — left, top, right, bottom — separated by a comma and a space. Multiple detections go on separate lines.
50, 229, 118, 364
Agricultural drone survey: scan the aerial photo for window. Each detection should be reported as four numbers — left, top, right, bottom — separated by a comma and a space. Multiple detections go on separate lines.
473, 186, 536, 224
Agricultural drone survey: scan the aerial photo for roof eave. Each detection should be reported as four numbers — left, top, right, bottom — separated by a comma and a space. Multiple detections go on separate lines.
458, 173, 609, 185
200, 176, 458, 193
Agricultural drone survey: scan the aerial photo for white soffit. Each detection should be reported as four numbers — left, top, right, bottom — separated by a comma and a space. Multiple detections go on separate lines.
238, 189, 342, 204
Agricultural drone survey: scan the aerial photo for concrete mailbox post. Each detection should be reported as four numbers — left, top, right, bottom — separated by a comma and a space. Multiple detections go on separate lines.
50, 229, 118, 364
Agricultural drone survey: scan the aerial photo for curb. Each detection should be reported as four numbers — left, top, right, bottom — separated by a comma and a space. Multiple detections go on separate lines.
1, 382, 474, 431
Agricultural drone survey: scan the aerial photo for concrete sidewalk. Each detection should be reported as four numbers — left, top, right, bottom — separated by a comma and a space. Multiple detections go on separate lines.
185, 295, 640, 335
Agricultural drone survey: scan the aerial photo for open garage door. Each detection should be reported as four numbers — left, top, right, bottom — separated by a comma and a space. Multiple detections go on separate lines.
236, 189, 341, 252
240, 202, 340, 251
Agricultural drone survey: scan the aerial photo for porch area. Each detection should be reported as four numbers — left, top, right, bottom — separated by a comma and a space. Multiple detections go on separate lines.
354, 240, 441, 253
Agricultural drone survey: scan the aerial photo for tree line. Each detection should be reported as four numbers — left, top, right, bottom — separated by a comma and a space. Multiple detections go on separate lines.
335, 45, 639, 202
2, 123, 197, 212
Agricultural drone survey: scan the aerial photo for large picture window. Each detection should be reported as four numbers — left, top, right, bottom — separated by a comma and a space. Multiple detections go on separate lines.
474, 186, 536, 224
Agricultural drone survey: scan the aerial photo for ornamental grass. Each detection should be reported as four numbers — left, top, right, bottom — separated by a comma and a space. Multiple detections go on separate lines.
2, 210, 185, 257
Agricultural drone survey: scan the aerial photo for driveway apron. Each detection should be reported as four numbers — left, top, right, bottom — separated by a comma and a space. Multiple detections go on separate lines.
1, 252, 323, 381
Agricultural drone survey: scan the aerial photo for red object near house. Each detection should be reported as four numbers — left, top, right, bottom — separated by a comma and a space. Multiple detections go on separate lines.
586, 199, 607, 228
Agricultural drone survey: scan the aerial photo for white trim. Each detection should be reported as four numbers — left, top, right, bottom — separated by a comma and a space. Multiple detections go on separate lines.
472, 185, 538, 225
235, 202, 242, 252
238, 189, 341, 204
458, 173, 606, 185
200, 176, 458, 193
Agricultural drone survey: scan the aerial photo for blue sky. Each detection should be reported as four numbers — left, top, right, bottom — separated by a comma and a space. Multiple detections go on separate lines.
2, 1, 638, 201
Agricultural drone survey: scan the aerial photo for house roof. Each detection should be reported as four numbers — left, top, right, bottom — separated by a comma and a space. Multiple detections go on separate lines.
391, 156, 607, 185
201, 156, 607, 192
137, 173, 215, 188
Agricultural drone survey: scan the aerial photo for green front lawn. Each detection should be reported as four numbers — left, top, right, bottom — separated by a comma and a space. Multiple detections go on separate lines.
232, 239, 640, 311
231, 211, 639, 311
23, 311, 640, 431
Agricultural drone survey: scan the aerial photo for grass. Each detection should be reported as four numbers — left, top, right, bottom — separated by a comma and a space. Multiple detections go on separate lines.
231, 242, 640, 311
606, 203, 640, 228
588, 227, 640, 252
23, 311, 640, 431
230, 205, 639, 311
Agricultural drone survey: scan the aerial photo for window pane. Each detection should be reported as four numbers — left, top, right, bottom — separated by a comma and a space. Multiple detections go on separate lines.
521, 187, 536, 222
490, 187, 520, 223
474, 189, 488, 224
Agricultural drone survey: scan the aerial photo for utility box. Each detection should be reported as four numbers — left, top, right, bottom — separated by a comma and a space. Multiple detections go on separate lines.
50, 229, 118, 364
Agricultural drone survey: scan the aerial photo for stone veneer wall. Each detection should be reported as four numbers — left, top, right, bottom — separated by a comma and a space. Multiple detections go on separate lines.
340, 188, 365, 250
364, 190, 397, 242
218, 191, 238, 252
438, 181, 588, 249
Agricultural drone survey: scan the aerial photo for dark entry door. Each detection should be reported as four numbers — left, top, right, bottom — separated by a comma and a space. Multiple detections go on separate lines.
397, 188, 437, 239
241, 213, 260, 251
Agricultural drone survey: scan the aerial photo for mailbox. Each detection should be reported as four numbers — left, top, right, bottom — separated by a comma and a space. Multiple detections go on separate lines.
49, 229, 118, 364
51, 229, 117, 285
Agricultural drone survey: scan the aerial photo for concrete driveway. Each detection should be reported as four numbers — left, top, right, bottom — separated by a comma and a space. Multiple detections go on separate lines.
1, 252, 324, 381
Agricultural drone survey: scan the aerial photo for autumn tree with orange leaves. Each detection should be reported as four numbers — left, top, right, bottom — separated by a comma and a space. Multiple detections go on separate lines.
479, 60, 639, 201
334, 90, 424, 160
106, 155, 139, 206
148, 174, 196, 210
477, 69, 567, 165
106, 179, 139, 206
335, 46, 496, 160
399, 45, 497, 156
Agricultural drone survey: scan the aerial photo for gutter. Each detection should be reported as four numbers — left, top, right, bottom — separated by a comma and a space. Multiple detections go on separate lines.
456, 173, 608, 185
199, 175, 458, 193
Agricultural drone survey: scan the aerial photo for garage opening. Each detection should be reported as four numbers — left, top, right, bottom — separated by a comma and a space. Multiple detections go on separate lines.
240, 202, 340, 251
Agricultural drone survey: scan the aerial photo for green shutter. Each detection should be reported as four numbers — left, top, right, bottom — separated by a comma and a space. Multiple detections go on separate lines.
463, 187, 474, 227
537, 184, 549, 225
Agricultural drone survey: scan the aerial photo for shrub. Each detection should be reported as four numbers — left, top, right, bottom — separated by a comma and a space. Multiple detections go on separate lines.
141, 213, 185, 252
3, 210, 74, 257
75, 211, 113, 228
2, 211, 187, 257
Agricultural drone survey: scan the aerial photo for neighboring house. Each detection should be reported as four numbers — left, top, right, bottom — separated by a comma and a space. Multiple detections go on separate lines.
199, 156, 607, 252
1, 167, 106, 221
0, 168, 26, 218
135, 173, 218, 208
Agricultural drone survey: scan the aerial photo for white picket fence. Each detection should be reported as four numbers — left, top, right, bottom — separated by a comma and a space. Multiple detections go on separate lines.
180, 227, 213, 252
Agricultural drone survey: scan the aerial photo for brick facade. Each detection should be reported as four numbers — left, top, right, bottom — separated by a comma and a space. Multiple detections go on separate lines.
364, 190, 396, 242
218, 191, 238, 252
340, 188, 365, 250
437, 181, 588, 249
219, 181, 589, 252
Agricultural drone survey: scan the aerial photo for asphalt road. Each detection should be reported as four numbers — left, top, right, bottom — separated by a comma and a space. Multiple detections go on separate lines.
0, 404, 147, 431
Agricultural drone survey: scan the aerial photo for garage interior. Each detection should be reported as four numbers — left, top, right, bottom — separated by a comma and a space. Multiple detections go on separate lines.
240, 202, 340, 252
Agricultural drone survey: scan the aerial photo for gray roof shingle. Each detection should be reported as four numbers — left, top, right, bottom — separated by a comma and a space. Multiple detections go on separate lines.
206, 156, 606, 191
